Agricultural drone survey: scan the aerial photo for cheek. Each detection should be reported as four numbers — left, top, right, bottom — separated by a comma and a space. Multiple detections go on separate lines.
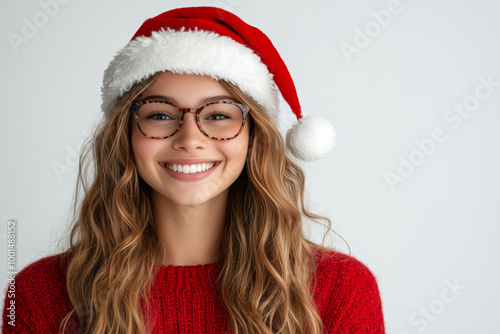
223, 128, 249, 171
131, 127, 158, 172
235, 139, 249, 166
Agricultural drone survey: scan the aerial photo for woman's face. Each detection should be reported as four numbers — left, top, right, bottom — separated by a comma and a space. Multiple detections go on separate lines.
131, 72, 249, 207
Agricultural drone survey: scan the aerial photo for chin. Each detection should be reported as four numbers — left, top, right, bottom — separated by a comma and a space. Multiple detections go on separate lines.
155, 186, 229, 208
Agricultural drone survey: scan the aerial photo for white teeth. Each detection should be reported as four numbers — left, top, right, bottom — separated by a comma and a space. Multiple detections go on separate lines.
164, 162, 216, 174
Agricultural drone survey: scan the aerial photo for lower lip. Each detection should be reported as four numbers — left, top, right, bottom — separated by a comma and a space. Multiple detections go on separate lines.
160, 162, 220, 182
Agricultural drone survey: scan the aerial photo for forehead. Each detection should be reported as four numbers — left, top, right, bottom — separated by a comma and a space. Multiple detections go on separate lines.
139, 72, 231, 103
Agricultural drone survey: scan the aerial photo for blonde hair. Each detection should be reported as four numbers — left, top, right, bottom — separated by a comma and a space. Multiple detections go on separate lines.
60, 74, 338, 333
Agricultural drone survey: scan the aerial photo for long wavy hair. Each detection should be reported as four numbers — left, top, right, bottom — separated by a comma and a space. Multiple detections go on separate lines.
60, 73, 339, 334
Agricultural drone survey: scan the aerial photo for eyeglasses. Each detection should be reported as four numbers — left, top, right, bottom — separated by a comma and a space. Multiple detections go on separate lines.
130, 100, 250, 140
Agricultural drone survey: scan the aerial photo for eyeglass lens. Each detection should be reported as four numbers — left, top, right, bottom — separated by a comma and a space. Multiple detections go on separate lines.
136, 102, 245, 139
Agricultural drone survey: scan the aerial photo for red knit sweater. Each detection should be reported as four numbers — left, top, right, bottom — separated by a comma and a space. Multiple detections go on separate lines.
2, 251, 385, 333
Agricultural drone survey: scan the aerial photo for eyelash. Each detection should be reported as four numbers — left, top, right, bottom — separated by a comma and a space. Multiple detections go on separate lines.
205, 111, 231, 120
146, 112, 175, 120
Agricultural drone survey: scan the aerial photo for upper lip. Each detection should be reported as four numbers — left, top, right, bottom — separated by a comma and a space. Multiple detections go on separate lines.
160, 159, 221, 165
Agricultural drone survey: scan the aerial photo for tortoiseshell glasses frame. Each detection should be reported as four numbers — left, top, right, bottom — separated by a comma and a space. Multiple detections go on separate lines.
130, 100, 250, 140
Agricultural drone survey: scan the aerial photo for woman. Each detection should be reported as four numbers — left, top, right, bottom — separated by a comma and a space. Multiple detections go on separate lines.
2, 7, 385, 333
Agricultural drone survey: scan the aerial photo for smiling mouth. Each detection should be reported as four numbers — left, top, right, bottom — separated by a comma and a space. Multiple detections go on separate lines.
160, 162, 217, 174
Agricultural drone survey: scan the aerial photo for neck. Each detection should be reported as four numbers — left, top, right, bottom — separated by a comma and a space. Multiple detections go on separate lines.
152, 189, 228, 267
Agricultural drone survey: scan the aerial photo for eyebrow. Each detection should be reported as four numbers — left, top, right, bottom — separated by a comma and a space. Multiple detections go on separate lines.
139, 95, 237, 106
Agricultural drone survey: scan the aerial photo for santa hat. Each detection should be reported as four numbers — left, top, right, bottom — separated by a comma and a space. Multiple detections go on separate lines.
101, 6, 335, 161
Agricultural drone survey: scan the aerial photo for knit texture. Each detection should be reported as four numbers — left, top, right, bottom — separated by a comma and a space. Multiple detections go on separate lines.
2, 251, 385, 333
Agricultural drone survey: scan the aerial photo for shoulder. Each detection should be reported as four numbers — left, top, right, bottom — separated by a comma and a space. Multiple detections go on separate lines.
11, 252, 71, 298
312, 249, 386, 333
314, 249, 380, 289
2, 252, 73, 333
16, 252, 70, 281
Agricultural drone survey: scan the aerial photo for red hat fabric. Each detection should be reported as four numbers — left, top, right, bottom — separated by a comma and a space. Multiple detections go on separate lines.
101, 6, 335, 161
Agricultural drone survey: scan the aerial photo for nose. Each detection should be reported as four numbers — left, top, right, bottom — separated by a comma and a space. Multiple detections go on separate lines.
172, 112, 208, 152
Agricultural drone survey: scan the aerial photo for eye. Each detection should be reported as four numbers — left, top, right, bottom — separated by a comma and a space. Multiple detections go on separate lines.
205, 112, 231, 121
147, 112, 175, 120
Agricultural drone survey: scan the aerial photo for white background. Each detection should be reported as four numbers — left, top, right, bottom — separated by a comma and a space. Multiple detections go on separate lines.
1, 0, 499, 333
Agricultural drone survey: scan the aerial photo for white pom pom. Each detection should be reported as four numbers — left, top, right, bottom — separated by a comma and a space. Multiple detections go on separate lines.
286, 115, 336, 161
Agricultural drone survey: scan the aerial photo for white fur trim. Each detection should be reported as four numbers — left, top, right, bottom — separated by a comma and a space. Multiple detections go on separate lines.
101, 28, 280, 123
286, 115, 336, 161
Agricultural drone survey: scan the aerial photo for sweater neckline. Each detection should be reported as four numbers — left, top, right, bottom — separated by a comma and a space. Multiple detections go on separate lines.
154, 261, 224, 291
159, 260, 223, 269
